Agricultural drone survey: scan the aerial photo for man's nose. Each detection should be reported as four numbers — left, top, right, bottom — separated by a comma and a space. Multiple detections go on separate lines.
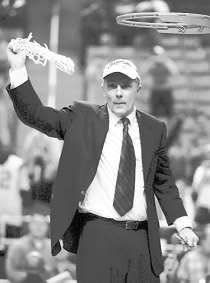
116, 85, 123, 97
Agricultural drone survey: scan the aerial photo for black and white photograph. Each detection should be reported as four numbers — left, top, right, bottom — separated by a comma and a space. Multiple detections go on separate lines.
1, 0, 210, 282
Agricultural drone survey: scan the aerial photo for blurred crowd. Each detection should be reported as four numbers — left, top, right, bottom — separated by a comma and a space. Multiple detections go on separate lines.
0, 0, 210, 282
5, 214, 76, 283
80, 0, 171, 67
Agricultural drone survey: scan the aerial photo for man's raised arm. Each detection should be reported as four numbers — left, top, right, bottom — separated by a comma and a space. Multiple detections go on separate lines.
6, 45, 74, 140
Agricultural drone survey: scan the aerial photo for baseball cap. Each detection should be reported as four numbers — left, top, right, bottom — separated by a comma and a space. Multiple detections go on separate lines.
102, 59, 140, 80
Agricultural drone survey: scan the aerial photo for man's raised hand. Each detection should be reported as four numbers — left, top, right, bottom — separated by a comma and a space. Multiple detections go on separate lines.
7, 41, 27, 71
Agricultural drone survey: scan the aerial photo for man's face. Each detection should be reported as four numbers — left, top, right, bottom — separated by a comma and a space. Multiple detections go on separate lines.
102, 73, 140, 118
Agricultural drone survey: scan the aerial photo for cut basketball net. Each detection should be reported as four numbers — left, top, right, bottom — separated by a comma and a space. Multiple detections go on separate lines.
116, 12, 210, 34
8, 33, 75, 75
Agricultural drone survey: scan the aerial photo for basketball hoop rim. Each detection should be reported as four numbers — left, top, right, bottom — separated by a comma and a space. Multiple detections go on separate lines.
117, 12, 210, 20
116, 12, 210, 34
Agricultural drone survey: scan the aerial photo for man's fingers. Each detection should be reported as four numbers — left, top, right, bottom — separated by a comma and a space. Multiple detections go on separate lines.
8, 41, 26, 57
8, 41, 17, 53
175, 233, 186, 243
174, 233, 197, 248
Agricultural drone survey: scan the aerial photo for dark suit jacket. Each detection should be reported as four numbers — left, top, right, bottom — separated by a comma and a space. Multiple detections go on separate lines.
7, 80, 188, 276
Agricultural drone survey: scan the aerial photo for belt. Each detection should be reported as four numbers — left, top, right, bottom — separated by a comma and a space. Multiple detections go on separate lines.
79, 211, 148, 231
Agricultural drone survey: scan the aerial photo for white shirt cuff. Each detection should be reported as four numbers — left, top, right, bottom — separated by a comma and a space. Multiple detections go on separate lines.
9, 66, 28, 89
173, 216, 193, 233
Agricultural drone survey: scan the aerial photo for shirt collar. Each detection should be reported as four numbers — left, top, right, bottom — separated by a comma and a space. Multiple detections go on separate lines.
107, 104, 137, 127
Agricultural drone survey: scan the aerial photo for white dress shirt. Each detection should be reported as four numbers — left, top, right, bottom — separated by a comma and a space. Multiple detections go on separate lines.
79, 106, 147, 221
9, 66, 193, 232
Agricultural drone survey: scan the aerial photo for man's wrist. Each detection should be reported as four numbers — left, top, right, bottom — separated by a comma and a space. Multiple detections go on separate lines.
9, 66, 28, 88
173, 216, 193, 233
9, 65, 27, 74
179, 227, 193, 233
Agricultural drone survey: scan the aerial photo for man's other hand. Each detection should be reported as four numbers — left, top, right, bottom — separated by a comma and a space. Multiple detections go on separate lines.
176, 227, 199, 250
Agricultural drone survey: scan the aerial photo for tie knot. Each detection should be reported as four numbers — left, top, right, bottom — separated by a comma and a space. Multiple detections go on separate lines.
121, 117, 130, 128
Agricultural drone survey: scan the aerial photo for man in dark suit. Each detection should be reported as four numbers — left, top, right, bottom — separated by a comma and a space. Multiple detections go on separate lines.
7, 46, 198, 283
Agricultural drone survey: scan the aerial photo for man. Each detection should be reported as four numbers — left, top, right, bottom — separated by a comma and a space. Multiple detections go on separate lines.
6, 46, 198, 282
6, 214, 58, 283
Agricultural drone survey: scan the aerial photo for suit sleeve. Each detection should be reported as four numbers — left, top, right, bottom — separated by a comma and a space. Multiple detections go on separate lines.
153, 122, 188, 225
6, 80, 74, 140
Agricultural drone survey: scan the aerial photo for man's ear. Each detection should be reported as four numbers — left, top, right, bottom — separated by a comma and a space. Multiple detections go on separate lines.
136, 78, 141, 93
101, 79, 107, 97
137, 85, 141, 93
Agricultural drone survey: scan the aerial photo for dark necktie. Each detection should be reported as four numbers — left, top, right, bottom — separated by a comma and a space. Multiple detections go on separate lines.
113, 117, 136, 216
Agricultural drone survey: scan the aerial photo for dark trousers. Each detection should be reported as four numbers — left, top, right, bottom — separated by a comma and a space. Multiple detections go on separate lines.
76, 217, 160, 283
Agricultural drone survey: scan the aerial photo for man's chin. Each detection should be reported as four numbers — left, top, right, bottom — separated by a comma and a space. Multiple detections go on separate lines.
112, 107, 127, 117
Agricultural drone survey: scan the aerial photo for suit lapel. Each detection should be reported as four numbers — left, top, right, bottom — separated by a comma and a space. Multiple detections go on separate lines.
136, 111, 156, 184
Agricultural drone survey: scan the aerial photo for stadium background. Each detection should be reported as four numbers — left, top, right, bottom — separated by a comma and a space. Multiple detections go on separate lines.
1, 0, 210, 282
